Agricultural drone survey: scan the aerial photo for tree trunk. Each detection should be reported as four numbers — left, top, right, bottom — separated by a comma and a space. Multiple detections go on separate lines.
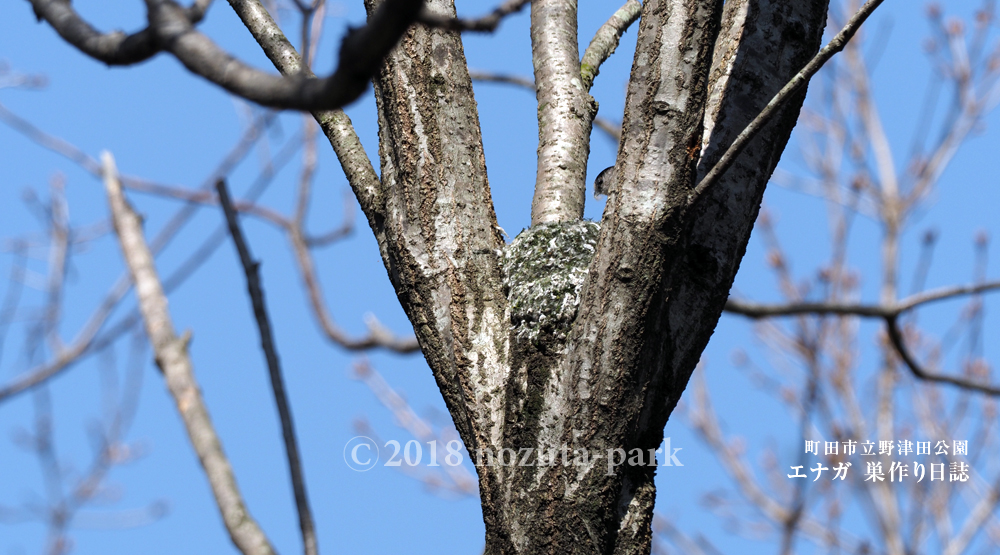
363, 0, 831, 553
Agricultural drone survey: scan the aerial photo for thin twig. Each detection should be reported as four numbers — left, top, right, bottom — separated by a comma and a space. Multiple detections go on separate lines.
0, 243, 27, 366
0, 102, 101, 174
725, 279, 1000, 318
288, 228, 420, 352
592, 116, 622, 144
0, 309, 112, 402
686, 370, 863, 551
91, 135, 303, 353
691, 0, 886, 204
32, 386, 70, 555
352, 359, 477, 495
43, 175, 70, 355
304, 189, 356, 247
468, 70, 537, 91
468, 70, 622, 142
885, 316, 1000, 396
294, 116, 318, 227
0, 100, 283, 226
941, 474, 1000, 555
0, 64, 47, 90
216, 180, 318, 555
726, 279, 1000, 395
0, 107, 278, 404
125, 179, 290, 228
418, 0, 529, 32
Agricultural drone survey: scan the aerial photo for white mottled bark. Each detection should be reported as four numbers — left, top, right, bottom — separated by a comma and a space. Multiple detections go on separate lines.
529, 0, 594, 225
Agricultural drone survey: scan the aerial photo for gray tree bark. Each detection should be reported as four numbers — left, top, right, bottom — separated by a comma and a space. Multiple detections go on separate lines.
81, 0, 835, 552
17, 0, 905, 552
361, 0, 831, 553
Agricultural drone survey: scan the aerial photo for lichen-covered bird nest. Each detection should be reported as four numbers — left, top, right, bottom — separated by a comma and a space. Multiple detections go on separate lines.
502, 220, 601, 347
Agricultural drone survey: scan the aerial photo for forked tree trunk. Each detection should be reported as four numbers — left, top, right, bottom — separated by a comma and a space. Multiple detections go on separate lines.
363, 0, 830, 553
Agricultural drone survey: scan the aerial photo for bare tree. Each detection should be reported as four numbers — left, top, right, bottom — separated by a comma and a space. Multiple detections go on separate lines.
13, 0, 999, 554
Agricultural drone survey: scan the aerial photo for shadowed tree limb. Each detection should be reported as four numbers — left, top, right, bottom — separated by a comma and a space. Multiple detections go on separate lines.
216, 180, 319, 555
26, 0, 210, 65
29, 0, 425, 110
565, 0, 832, 549
145, 0, 422, 110
225, 0, 383, 227
418, 0, 529, 32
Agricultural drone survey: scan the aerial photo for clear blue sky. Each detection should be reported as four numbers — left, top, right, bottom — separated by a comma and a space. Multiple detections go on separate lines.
1, 1, 998, 554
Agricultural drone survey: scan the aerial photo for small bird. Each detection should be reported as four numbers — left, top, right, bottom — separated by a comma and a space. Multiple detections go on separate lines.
593, 166, 615, 199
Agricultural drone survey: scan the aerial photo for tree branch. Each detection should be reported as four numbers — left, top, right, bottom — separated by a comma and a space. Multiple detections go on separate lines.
351, 360, 478, 495
143, 0, 422, 110
25, 0, 199, 65
686, 370, 865, 552
216, 180, 318, 555
0, 330, 91, 402
287, 228, 420, 353
548, 0, 832, 548
724, 280, 1000, 318
0, 101, 101, 174
29, 0, 423, 110
885, 316, 1000, 396
529, 0, 592, 224
127, 179, 290, 228
225, 0, 383, 228
592, 116, 622, 144
418, 0, 529, 32
364, 0, 509, 539
102, 151, 276, 555
691, 0, 885, 204
468, 70, 623, 142
0, 64, 47, 90
469, 69, 537, 90
512, 0, 725, 551
579, 0, 642, 91
0, 106, 287, 405
303, 189, 356, 247
726, 279, 1000, 396
0, 100, 286, 229
941, 473, 1000, 555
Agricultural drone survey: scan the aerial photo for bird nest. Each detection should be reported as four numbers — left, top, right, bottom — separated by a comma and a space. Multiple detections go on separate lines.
502, 220, 601, 349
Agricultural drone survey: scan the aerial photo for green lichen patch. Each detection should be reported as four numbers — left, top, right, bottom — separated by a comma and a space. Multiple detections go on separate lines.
502, 220, 601, 348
